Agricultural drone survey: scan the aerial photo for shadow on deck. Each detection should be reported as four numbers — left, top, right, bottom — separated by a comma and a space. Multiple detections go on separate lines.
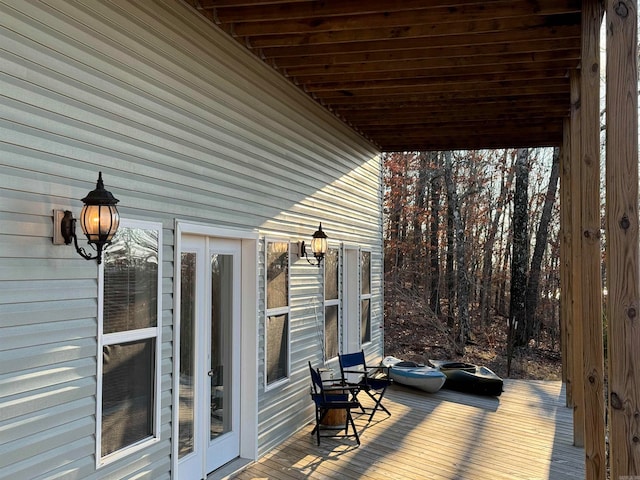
233, 379, 584, 480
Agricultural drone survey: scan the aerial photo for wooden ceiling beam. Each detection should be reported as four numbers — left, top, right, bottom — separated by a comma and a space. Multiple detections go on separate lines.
339, 99, 571, 111
340, 104, 569, 120
292, 60, 577, 85
227, 1, 580, 35
281, 50, 580, 77
380, 135, 563, 152
347, 112, 568, 128
241, 13, 581, 47
362, 123, 563, 139
313, 78, 569, 99
271, 39, 579, 69
318, 87, 569, 106
258, 26, 581, 58
212, 0, 580, 23
304, 68, 570, 92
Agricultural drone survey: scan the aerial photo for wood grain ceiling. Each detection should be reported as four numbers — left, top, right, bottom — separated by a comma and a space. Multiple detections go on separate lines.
184, 0, 582, 152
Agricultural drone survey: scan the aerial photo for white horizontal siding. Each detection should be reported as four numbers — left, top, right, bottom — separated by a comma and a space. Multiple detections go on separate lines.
0, 0, 382, 478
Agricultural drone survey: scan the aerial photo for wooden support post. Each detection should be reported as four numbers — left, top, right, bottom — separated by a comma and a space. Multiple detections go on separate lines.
580, 1, 606, 479
605, 0, 640, 477
560, 117, 573, 407
569, 69, 585, 448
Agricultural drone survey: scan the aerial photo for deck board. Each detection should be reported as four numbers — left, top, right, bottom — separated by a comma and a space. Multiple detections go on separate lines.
232, 380, 584, 480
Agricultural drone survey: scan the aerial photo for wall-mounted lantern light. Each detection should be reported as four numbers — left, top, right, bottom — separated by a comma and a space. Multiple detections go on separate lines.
297, 223, 328, 267
53, 172, 120, 265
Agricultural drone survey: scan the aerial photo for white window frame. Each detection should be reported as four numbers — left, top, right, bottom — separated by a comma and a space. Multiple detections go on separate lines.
360, 249, 372, 346
96, 219, 163, 467
323, 244, 341, 362
264, 238, 291, 390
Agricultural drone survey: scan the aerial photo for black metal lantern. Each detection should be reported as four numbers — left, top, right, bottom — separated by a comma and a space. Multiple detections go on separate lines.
298, 223, 328, 267
58, 172, 120, 264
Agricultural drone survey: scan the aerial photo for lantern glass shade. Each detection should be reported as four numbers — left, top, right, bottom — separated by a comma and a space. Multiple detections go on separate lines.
310, 235, 327, 256
79, 204, 120, 243
310, 223, 328, 257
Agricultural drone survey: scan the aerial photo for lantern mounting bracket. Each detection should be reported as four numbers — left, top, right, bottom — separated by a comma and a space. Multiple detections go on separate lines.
296, 223, 328, 267
58, 210, 104, 262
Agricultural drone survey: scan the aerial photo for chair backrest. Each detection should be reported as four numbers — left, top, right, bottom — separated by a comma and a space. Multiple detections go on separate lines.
339, 350, 367, 384
340, 350, 366, 369
308, 361, 323, 395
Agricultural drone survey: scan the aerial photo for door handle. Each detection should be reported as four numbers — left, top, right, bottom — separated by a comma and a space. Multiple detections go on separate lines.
208, 370, 214, 376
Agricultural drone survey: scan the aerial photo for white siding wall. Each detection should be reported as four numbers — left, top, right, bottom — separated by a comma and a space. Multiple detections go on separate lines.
0, 0, 383, 478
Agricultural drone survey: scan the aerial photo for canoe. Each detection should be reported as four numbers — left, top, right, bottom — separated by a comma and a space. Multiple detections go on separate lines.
429, 360, 503, 396
381, 356, 446, 393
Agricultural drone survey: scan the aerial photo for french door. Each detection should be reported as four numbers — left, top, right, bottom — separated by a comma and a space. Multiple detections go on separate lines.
178, 235, 241, 479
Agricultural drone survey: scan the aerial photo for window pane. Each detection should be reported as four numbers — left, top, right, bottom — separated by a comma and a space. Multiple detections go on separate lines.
266, 242, 289, 310
104, 227, 159, 333
361, 299, 371, 344
361, 251, 371, 295
102, 339, 155, 456
179, 252, 196, 458
325, 248, 339, 300
266, 313, 288, 384
324, 305, 339, 360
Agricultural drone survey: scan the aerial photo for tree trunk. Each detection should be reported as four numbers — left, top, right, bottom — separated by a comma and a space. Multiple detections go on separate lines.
509, 148, 530, 370
444, 151, 470, 350
412, 152, 429, 291
428, 152, 442, 314
524, 148, 560, 343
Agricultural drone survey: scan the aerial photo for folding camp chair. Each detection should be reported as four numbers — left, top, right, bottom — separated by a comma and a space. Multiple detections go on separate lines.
339, 350, 391, 422
308, 362, 361, 446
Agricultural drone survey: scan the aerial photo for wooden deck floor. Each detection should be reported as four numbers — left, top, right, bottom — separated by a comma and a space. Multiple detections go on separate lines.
232, 380, 584, 480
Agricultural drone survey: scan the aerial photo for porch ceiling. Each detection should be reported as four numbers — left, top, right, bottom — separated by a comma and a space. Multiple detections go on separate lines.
184, 1, 582, 152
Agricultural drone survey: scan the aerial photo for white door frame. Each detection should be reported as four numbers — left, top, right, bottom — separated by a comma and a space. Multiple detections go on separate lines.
172, 221, 258, 479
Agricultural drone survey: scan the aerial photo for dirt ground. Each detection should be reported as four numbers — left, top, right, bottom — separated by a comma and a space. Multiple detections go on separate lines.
384, 314, 562, 380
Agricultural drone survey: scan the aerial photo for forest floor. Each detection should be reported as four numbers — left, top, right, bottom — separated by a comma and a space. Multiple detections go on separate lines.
384, 312, 562, 380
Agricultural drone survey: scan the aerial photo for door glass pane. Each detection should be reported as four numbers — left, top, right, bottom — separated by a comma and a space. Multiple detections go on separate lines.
179, 252, 196, 458
361, 298, 371, 344
210, 254, 233, 440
